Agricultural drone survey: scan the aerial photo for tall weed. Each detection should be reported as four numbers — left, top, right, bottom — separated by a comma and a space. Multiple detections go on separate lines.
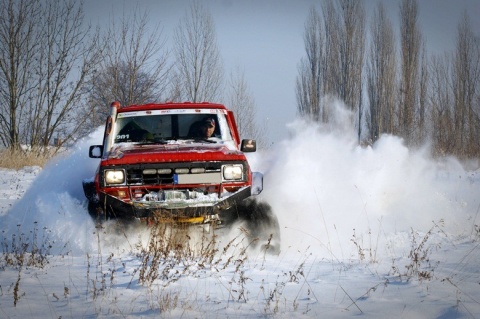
0, 147, 58, 169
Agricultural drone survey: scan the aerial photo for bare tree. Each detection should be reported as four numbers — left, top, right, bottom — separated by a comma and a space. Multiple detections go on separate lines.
399, 0, 422, 145
429, 12, 479, 158
297, 0, 365, 137
417, 45, 429, 144
28, 0, 101, 148
228, 67, 266, 148
452, 12, 480, 157
336, 0, 366, 113
367, 2, 397, 143
430, 54, 454, 155
322, 0, 341, 97
0, 0, 100, 149
0, 0, 41, 149
296, 6, 327, 122
86, 7, 171, 127
173, 1, 224, 102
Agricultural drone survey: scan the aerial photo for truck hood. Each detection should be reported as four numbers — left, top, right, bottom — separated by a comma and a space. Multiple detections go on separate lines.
102, 141, 246, 165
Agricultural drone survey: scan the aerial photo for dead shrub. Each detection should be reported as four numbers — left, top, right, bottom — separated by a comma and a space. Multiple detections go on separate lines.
389, 221, 444, 282
0, 147, 58, 169
1, 222, 54, 270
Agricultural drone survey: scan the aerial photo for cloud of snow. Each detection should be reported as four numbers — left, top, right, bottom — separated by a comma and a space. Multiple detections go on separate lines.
251, 100, 480, 260
1, 128, 104, 254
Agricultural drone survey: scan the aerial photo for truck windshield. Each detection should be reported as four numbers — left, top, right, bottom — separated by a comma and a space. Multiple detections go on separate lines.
113, 110, 233, 144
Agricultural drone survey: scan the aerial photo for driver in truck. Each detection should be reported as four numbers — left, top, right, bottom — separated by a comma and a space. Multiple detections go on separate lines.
189, 117, 216, 138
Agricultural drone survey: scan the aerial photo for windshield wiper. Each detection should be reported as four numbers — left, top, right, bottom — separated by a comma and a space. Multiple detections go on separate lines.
193, 138, 217, 144
136, 138, 169, 145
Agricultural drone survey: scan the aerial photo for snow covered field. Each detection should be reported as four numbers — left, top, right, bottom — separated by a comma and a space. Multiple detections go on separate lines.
1, 116, 480, 318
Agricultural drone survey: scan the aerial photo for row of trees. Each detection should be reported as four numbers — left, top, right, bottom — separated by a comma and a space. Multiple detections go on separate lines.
0, 0, 265, 151
296, 0, 480, 158
2, 0, 477, 157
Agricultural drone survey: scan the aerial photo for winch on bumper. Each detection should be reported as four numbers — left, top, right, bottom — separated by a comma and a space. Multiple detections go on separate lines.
97, 186, 253, 223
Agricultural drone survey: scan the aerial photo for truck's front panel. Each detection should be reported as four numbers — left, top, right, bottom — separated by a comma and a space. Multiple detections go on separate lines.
84, 102, 261, 224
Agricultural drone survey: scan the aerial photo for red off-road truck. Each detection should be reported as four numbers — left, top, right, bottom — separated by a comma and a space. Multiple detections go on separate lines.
82, 101, 264, 227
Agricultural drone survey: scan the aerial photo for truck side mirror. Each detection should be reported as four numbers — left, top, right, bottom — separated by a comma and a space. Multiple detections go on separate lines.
240, 139, 256, 152
89, 145, 103, 158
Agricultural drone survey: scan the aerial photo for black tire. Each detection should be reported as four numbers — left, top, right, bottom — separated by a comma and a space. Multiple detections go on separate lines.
222, 198, 281, 254
86, 200, 103, 223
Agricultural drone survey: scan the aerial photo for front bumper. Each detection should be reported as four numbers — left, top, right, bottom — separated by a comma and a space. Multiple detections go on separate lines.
98, 186, 252, 223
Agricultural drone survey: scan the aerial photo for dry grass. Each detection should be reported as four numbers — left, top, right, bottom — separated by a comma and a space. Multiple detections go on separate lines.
0, 148, 58, 169
1, 222, 54, 270
388, 221, 444, 282
1, 222, 56, 307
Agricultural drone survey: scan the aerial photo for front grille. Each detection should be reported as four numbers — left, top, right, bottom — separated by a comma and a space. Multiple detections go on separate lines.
124, 162, 223, 186
127, 169, 176, 185
100, 161, 247, 187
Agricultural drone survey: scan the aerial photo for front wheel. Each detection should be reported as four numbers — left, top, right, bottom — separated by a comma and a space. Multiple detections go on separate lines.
87, 200, 108, 225
221, 198, 280, 254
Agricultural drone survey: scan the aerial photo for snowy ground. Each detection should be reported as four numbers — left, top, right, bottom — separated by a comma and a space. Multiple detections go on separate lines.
1, 110, 480, 318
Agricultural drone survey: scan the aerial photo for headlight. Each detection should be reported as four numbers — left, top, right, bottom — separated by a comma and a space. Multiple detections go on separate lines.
104, 169, 125, 185
223, 164, 243, 180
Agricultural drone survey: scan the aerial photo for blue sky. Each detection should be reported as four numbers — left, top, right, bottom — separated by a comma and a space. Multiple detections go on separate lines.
84, 0, 480, 144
